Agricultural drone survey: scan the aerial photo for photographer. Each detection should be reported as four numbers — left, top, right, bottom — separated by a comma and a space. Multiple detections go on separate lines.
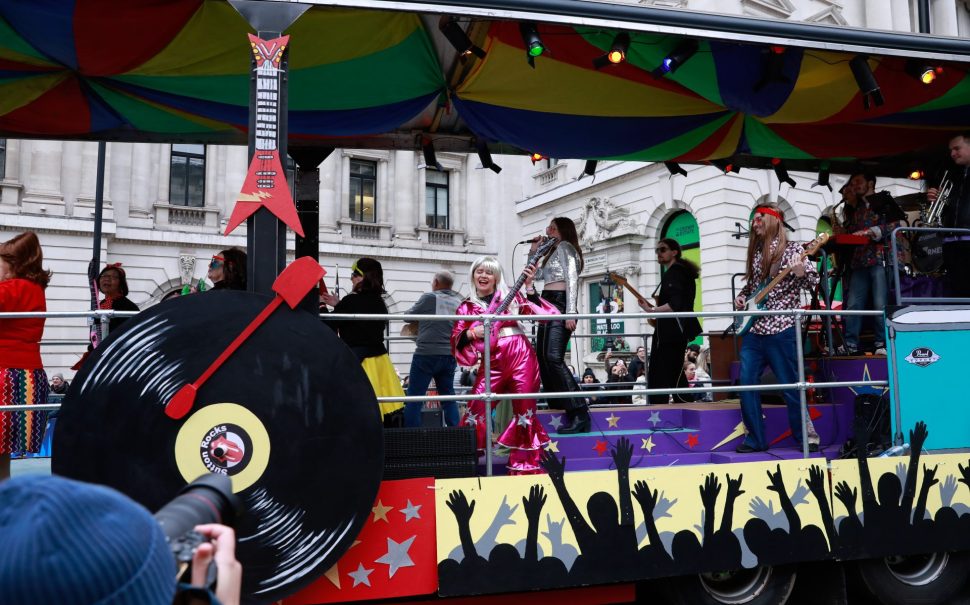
0, 475, 242, 605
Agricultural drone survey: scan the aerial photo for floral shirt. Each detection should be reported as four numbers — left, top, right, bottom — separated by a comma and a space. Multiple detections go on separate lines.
739, 238, 819, 335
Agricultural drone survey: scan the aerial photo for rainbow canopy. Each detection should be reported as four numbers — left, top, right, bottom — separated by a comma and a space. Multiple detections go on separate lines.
1, 0, 970, 175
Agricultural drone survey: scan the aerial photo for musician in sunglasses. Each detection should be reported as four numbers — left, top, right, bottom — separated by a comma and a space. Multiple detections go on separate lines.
734, 204, 820, 453
207, 248, 247, 291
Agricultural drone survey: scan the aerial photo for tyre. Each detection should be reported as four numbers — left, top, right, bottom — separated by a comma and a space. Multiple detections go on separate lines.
858, 552, 970, 605
662, 565, 797, 605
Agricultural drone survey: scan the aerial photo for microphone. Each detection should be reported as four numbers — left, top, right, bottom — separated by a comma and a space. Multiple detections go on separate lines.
518, 236, 545, 244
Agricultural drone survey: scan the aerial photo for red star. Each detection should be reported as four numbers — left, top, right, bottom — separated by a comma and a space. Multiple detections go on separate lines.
593, 440, 609, 456
685, 433, 699, 449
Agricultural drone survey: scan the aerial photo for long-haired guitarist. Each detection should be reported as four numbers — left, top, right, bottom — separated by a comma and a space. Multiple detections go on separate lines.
734, 204, 820, 453
451, 255, 556, 475
531, 217, 590, 433
641, 238, 701, 404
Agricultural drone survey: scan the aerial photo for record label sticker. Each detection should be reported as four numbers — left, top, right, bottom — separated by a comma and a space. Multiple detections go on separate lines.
175, 402, 270, 492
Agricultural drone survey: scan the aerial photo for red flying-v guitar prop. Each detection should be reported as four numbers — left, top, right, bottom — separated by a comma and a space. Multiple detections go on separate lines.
164, 257, 324, 420
224, 34, 304, 237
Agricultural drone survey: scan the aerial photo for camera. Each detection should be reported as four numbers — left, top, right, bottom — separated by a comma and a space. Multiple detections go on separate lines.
154, 473, 241, 568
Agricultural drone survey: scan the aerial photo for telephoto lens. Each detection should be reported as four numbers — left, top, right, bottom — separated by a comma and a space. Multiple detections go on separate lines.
154, 473, 242, 568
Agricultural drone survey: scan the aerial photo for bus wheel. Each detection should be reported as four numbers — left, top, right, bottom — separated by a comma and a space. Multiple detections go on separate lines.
664, 565, 797, 605
858, 552, 969, 605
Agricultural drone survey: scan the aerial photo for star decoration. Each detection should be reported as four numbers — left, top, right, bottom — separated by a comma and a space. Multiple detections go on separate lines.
685, 433, 699, 449
547, 440, 559, 453
848, 363, 889, 397
517, 413, 531, 428
323, 563, 341, 588
399, 500, 422, 522
641, 436, 655, 453
348, 562, 374, 587
372, 500, 393, 523
464, 413, 480, 427
548, 415, 564, 430
593, 440, 609, 456
648, 411, 662, 426
375, 535, 416, 578
606, 413, 620, 428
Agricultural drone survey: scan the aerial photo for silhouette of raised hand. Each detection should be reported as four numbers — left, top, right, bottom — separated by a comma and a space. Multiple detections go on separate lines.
834, 481, 858, 516
766, 464, 800, 532
913, 464, 940, 526
789, 479, 809, 507
895, 462, 907, 487
910, 421, 929, 453
766, 464, 787, 496
523, 484, 547, 526
447, 490, 476, 526
541, 514, 565, 545
725, 473, 745, 502
958, 461, 970, 494
540, 448, 567, 482
806, 465, 827, 501
633, 479, 659, 517
940, 474, 959, 508
922, 464, 940, 490
612, 436, 633, 471
699, 473, 721, 539
655, 492, 677, 519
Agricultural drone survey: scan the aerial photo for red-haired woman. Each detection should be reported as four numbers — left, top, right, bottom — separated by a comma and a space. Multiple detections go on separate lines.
0, 232, 52, 479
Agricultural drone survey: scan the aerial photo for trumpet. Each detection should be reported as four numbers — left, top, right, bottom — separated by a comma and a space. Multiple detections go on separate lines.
923, 171, 953, 226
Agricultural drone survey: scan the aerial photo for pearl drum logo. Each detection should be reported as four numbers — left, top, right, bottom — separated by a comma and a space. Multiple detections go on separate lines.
200, 423, 251, 475
905, 347, 940, 368
176, 403, 271, 491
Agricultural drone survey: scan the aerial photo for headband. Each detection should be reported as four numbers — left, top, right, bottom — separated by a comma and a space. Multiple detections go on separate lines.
103, 262, 125, 276
753, 207, 783, 221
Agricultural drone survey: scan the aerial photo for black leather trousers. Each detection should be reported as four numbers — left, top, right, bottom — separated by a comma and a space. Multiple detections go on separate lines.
537, 290, 582, 412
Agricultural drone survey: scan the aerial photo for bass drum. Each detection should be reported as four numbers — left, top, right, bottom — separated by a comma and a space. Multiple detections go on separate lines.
910, 232, 944, 275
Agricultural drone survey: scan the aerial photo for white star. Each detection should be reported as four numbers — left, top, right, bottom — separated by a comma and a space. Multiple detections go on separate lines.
464, 414, 480, 427
348, 562, 373, 587
524, 408, 534, 419
548, 415, 564, 430
400, 499, 422, 522
376, 535, 416, 578
517, 413, 531, 428
648, 411, 662, 426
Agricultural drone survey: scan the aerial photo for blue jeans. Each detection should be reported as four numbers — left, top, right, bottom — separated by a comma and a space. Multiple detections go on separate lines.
844, 264, 887, 350
405, 354, 459, 427
739, 328, 804, 450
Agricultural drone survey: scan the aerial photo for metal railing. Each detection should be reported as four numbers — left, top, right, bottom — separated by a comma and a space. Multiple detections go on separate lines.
3, 306, 889, 473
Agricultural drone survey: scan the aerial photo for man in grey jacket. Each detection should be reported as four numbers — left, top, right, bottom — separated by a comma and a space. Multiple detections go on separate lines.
403, 271, 464, 427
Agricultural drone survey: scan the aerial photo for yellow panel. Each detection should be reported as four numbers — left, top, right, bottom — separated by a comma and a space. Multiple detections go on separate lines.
0, 72, 67, 115
762, 50, 863, 124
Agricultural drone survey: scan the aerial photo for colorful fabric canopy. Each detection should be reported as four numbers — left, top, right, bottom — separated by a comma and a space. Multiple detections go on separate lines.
1, 1, 969, 171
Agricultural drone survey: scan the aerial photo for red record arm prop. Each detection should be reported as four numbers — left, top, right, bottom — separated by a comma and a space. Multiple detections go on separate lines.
165, 257, 324, 420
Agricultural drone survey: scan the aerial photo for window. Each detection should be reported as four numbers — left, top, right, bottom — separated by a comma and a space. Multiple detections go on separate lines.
169, 144, 205, 207
425, 169, 449, 229
349, 159, 377, 222
0, 139, 6, 180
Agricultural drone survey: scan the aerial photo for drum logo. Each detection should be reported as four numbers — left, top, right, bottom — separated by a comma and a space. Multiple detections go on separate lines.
904, 347, 940, 367
200, 423, 251, 475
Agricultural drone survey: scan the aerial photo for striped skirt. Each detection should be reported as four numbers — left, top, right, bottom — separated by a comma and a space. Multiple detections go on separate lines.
0, 368, 50, 454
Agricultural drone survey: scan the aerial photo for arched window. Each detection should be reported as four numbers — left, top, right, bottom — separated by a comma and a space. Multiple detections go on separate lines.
660, 210, 704, 342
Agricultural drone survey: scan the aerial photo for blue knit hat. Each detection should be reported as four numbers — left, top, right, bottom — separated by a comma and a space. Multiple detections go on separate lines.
0, 475, 176, 605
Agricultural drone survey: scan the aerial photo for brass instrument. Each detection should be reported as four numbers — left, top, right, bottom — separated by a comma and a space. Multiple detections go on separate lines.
923, 171, 953, 226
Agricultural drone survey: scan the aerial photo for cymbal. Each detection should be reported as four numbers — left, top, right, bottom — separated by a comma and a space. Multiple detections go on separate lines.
895, 192, 927, 211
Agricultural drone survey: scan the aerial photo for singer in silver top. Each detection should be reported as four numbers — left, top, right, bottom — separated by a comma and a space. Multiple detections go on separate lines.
530, 217, 590, 433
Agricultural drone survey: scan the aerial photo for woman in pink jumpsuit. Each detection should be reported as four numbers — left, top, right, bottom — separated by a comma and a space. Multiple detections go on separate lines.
451, 255, 554, 474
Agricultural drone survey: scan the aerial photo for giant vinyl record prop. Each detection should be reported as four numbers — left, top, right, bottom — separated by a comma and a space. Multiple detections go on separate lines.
53, 290, 384, 604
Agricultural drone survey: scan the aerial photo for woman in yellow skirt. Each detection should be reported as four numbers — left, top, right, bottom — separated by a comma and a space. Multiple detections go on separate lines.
321, 258, 404, 425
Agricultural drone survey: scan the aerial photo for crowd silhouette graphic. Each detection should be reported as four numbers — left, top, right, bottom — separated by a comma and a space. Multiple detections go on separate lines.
438, 424, 970, 595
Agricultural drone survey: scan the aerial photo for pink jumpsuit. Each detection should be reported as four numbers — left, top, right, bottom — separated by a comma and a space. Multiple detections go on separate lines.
452, 291, 554, 474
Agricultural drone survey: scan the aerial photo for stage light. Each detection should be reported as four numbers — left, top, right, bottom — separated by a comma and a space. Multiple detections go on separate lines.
905, 59, 940, 84
582, 160, 598, 178
475, 138, 501, 174
530, 152, 545, 164
439, 17, 486, 60
711, 159, 739, 174
593, 32, 630, 69
849, 54, 884, 109
519, 22, 545, 67
755, 45, 790, 91
773, 158, 796, 187
421, 136, 443, 171
665, 161, 687, 177
909, 169, 925, 180
813, 162, 832, 190
653, 39, 698, 77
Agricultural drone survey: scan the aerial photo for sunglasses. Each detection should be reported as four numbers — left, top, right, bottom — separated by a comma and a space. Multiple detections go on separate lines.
209, 255, 225, 270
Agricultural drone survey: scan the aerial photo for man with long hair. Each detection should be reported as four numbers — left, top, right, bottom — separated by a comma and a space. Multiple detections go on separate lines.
734, 205, 820, 453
